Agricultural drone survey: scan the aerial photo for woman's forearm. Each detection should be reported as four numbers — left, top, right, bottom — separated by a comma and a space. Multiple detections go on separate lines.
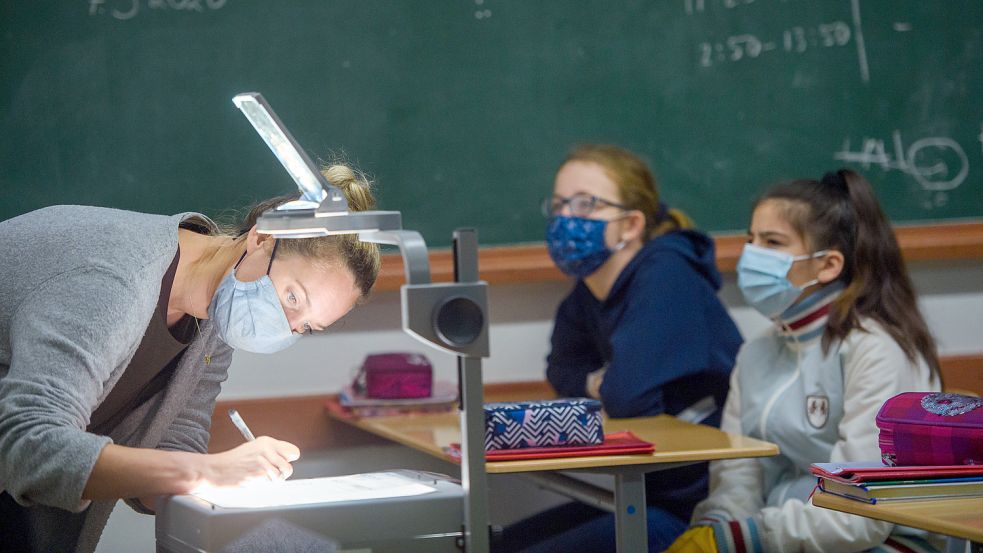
81, 436, 300, 501
82, 444, 203, 501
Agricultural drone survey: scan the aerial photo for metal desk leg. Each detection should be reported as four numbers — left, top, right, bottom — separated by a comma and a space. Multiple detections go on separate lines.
944, 537, 967, 553
460, 356, 489, 553
944, 537, 983, 553
614, 469, 647, 553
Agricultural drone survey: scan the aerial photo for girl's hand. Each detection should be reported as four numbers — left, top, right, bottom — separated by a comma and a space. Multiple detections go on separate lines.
586, 368, 606, 399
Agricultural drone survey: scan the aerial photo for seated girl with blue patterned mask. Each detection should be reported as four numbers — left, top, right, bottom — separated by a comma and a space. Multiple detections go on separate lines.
543, 159, 649, 288
514, 145, 743, 553
545, 192, 633, 278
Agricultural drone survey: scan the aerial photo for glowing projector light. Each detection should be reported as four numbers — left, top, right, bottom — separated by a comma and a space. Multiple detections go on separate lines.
193, 471, 437, 509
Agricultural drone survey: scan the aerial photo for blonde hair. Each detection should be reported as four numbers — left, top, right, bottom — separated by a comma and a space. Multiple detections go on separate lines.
206, 163, 382, 300
562, 144, 693, 239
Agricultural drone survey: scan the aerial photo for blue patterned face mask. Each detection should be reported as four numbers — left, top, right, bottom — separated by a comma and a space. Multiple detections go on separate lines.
737, 243, 827, 318
546, 215, 617, 278
207, 241, 301, 354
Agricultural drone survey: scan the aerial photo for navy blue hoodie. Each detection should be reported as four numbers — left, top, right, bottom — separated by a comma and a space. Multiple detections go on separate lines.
546, 229, 742, 519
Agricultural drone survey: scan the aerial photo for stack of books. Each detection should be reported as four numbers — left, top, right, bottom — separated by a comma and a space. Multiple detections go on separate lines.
326, 380, 459, 418
811, 461, 983, 504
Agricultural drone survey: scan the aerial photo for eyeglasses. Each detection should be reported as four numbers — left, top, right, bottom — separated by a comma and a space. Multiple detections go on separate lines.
541, 193, 629, 218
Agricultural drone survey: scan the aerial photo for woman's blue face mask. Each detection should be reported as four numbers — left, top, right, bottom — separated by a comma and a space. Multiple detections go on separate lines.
736, 243, 827, 318
546, 215, 617, 278
207, 243, 301, 354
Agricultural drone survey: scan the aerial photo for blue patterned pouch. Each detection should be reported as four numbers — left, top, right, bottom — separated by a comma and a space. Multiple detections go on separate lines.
483, 398, 604, 450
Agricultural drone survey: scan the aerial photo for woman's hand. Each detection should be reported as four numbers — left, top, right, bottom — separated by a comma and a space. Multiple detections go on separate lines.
198, 436, 300, 487
84, 438, 299, 501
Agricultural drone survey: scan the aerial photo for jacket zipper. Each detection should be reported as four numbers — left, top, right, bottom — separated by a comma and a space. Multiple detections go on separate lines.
758, 326, 803, 440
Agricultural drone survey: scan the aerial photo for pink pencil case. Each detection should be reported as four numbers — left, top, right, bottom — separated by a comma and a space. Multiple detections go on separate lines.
876, 392, 983, 466
353, 353, 433, 400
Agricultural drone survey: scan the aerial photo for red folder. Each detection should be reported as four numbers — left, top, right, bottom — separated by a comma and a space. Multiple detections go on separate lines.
446, 431, 655, 462
810, 461, 983, 484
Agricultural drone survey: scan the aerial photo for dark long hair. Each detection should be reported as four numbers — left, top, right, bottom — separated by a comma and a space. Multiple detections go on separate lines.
756, 169, 941, 380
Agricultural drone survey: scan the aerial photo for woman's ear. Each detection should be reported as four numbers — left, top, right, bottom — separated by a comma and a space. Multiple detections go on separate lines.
243, 224, 274, 253
619, 210, 647, 243
816, 249, 845, 283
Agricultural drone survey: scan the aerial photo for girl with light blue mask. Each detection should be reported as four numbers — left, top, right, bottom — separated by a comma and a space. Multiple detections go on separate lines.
735, 242, 829, 319
666, 170, 942, 553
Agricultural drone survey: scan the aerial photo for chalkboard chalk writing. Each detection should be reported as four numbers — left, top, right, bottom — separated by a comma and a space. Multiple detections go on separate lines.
473, 0, 492, 20
3, 0, 980, 246
697, 21, 851, 68
834, 130, 971, 208
689, 0, 871, 81
88, 0, 227, 21
685, 0, 775, 15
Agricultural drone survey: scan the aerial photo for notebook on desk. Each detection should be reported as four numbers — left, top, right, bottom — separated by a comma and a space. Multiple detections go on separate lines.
811, 461, 983, 484
818, 476, 983, 504
444, 431, 655, 462
325, 380, 459, 418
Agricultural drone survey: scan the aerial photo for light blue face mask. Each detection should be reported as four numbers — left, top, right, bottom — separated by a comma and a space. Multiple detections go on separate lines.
207, 241, 301, 354
736, 243, 827, 319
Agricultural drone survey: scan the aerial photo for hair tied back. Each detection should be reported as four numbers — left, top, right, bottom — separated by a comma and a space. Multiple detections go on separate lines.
654, 202, 669, 224
820, 170, 848, 191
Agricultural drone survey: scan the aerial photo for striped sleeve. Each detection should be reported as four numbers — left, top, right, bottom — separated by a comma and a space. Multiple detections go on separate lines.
710, 517, 764, 553
867, 535, 943, 553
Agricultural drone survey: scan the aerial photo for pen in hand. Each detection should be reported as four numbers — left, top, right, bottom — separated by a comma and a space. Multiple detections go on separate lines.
227, 408, 295, 482
228, 408, 256, 442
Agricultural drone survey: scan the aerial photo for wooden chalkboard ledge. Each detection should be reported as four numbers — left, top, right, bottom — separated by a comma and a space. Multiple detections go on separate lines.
372, 221, 983, 291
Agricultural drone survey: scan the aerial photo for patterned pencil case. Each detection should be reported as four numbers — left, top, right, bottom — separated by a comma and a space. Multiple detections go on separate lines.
484, 398, 604, 451
876, 391, 983, 466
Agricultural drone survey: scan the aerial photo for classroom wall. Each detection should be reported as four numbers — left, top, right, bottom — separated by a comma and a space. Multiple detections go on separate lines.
218, 259, 983, 400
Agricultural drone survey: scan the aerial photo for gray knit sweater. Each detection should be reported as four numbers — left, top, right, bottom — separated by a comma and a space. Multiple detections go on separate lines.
0, 205, 233, 553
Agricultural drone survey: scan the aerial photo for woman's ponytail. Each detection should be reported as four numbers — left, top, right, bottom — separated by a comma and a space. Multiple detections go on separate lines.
227, 162, 382, 299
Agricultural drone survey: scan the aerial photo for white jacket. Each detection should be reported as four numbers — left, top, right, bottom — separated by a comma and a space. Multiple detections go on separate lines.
691, 286, 940, 553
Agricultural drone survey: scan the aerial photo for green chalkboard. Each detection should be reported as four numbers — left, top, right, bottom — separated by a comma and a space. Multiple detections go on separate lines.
2, 1, 981, 247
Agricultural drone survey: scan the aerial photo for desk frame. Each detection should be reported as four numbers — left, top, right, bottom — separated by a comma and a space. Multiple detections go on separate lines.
330, 412, 778, 552
813, 490, 983, 547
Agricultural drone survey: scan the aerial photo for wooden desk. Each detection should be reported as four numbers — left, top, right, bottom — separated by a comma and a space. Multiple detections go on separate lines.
329, 409, 778, 551
332, 411, 778, 474
813, 490, 983, 544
